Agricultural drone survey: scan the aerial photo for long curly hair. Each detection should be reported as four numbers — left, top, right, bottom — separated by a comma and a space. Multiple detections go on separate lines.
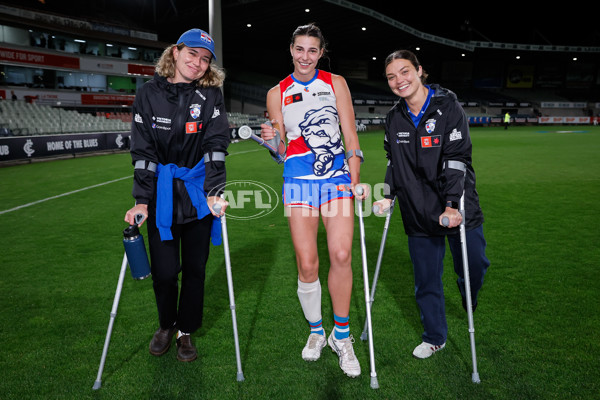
155, 43, 225, 88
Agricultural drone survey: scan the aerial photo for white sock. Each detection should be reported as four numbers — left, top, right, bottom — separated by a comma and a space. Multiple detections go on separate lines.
297, 278, 322, 323
177, 330, 190, 339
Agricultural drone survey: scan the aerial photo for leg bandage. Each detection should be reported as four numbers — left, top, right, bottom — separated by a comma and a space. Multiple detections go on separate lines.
297, 278, 322, 323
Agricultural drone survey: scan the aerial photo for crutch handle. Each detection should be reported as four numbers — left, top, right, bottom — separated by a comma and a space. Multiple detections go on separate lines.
134, 213, 145, 226
238, 125, 252, 139
373, 204, 391, 215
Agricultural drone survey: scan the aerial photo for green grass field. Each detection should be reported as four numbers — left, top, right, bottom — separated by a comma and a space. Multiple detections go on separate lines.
0, 125, 598, 399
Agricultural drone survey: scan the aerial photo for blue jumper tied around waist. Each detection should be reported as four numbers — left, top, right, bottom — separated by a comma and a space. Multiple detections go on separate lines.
156, 162, 222, 245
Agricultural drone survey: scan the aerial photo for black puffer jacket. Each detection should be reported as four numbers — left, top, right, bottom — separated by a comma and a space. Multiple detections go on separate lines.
130, 73, 230, 224
384, 84, 484, 237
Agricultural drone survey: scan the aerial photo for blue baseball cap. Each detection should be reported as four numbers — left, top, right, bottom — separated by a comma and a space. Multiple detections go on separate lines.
177, 28, 217, 60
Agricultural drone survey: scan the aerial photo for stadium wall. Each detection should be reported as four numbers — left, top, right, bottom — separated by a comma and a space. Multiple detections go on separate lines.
0, 127, 257, 163
0, 131, 131, 162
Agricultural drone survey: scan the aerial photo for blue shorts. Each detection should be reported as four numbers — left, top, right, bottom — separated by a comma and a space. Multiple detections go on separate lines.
283, 175, 353, 209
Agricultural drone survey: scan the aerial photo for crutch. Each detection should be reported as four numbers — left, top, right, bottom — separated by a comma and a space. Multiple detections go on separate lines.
93, 252, 129, 390
93, 213, 146, 390
354, 186, 379, 389
213, 201, 245, 382
442, 192, 480, 384
360, 198, 395, 342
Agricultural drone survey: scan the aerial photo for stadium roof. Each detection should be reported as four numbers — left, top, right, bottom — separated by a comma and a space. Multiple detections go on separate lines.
9, 0, 598, 46
3, 0, 599, 80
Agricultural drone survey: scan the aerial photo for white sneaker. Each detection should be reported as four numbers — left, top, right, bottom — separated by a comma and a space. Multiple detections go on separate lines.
328, 332, 361, 378
302, 333, 327, 361
412, 341, 446, 359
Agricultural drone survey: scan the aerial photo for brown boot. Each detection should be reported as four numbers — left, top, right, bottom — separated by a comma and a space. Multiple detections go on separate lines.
149, 327, 177, 356
176, 334, 197, 362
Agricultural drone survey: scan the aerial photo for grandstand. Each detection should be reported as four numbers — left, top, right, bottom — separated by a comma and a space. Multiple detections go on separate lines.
0, 1, 598, 162
0, 100, 130, 136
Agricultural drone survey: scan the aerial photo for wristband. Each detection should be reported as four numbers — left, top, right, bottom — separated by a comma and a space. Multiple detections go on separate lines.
345, 149, 364, 163
446, 201, 458, 209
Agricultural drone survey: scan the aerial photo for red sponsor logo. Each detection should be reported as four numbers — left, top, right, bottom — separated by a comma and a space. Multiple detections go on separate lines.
284, 93, 303, 106
421, 135, 441, 148
186, 122, 197, 133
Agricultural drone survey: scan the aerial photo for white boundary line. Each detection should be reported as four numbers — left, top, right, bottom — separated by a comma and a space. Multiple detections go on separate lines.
0, 148, 262, 215
0, 176, 132, 215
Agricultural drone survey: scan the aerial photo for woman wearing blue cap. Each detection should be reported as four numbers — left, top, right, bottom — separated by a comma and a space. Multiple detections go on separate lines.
124, 28, 230, 362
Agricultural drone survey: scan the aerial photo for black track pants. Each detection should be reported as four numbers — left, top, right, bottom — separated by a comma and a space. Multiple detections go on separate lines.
146, 214, 212, 334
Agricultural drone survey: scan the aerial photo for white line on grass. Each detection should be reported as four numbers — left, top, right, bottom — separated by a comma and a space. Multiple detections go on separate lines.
0, 148, 262, 215
0, 176, 132, 215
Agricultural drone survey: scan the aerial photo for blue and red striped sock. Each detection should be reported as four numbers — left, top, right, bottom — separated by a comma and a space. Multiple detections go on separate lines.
309, 319, 325, 336
333, 314, 349, 340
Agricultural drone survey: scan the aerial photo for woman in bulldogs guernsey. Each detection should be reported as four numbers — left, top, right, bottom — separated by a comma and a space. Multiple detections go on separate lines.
260, 23, 367, 378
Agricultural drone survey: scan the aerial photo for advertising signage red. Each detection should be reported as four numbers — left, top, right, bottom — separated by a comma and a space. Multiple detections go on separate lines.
0, 47, 80, 69
128, 64, 155, 76
81, 94, 135, 106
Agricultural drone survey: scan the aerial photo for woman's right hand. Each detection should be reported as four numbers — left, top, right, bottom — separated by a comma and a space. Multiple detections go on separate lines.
124, 203, 148, 226
373, 198, 393, 215
260, 119, 279, 141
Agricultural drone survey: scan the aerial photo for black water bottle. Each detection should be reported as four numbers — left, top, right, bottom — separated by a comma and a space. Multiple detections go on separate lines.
123, 214, 151, 280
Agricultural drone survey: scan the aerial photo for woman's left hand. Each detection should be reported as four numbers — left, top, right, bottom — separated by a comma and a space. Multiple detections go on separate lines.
352, 183, 369, 201
207, 196, 228, 216
439, 207, 462, 228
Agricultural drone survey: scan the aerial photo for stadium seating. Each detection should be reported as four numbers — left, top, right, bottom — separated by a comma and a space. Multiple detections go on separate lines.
226, 112, 262, 127
0, 101, 130, 136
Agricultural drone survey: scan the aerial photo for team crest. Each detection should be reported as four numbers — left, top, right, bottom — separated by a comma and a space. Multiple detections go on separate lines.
190, 104, 201, 119
425, 118, 436, 134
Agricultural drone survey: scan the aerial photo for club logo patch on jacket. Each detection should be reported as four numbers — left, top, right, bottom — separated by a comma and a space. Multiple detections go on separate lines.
189, 104, 201, 119
425, 118, 436, 133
